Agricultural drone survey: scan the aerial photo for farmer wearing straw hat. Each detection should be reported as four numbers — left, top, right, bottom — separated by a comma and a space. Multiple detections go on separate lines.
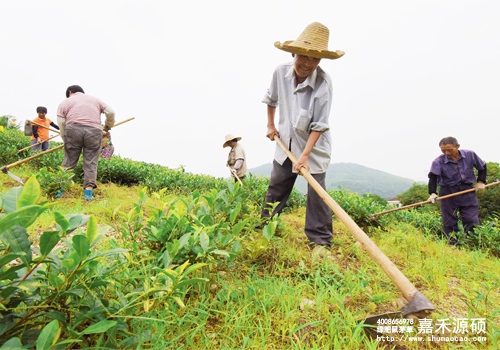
224, 134, 247, 182
260, 22, 344, 257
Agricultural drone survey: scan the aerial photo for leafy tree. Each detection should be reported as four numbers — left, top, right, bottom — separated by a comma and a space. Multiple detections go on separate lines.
476, 162, 500, 221
362, 193, 388, 206
397, 182, 428, 206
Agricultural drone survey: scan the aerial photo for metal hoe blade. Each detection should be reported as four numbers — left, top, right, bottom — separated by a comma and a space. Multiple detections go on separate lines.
363, 291, 435, 325
1, 167, 24, 185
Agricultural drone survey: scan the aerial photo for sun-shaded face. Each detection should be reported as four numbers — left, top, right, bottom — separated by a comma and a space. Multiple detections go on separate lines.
440, 143, 460, 160
38, 112, 46, 120
293, 54, 321, 82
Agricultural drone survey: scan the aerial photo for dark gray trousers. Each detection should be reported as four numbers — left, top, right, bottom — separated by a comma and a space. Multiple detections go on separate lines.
62, 124, 102, 189
261, 159, 333, 246
439, 184, 480, 244
30, 140, 50, 151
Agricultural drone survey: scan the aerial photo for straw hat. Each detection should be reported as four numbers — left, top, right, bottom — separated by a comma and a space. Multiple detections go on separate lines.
223, 134, 242, 148
274, 22, 345, 60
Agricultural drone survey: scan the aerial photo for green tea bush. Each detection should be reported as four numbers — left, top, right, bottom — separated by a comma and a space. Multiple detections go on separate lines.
0, 129, 30, 166
328, 187, 388, 231
35, 166, 74, 200
0, 177, 208, 348
455, 216, 500, 256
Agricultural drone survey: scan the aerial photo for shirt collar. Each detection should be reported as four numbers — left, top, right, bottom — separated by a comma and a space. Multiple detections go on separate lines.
444, 150, 464, 163
285, 64, 318, 90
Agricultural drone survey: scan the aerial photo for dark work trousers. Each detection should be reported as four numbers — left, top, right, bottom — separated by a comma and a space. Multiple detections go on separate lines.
234, 176, 245, 183
30, 140, 50, 151
62, 124, 102, 189
439, 183, 480, 244
261, 159, 333, 247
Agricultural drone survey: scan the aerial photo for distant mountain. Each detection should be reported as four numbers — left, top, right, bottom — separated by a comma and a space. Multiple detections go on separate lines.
248, 162, 416, 199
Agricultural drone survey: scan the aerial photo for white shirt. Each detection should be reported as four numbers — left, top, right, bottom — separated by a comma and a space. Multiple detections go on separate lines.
262, 62, 333, 174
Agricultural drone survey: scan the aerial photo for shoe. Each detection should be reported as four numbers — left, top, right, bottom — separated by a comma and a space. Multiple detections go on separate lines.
54, 189, 65, 198
254, 220, 269, 230
84, 189, 94, 201
312, 245, 332, 258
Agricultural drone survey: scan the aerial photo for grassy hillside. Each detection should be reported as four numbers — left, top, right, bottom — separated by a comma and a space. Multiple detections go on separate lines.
249, 162, 416, 198
1, 129, 499, 349
1, 165, 499, 349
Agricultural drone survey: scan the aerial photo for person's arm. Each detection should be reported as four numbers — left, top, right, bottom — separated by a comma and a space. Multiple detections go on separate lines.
266, 105, 279, 140
428, 173, 438, 195
103, 106, 115, 131
294, 131, 322, 173
32, 125, 39, 139
233, 159, 244, 170
57, 116, 66, 142
477, 163, 487, 184
50, 121, 60, 130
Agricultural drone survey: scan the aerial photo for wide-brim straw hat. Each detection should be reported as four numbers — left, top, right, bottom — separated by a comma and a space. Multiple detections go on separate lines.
223, 134, 242, 148
274, 22, 345, 60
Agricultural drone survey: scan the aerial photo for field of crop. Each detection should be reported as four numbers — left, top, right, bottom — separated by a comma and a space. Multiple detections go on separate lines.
1, 128, 499, 349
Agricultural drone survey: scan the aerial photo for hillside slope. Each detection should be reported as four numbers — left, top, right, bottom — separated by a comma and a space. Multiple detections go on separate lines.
249, 162, 416, 198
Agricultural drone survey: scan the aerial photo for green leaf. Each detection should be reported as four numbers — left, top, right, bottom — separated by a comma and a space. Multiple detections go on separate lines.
86, 215, 97, 246
200, 230, 209, 252
36, 320, 60, 350
0, 252, 25, 267
18, 175, 40, 209
80, 320, 117, 335
230, 203, 241, 225
175, 278, 208, 289
0, 205, 41, 233
1, 187, 23, 214
65, 214, 90, 234
53, 212, 69, 234
213, 249, 230, 257
40, 231, 60, 256
0, 225, 32, 264
72, 235, 90, 259
0, 338, 23, 349
91, 248, 128, 259
48, 272, 63, 289
49, 339, 82, 348
178, 232, 191, 249
170, 296, 185, 308
183, 263, 207, 275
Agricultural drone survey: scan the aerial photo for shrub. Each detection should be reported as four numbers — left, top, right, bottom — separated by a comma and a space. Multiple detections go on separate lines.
0, 177, 207, 348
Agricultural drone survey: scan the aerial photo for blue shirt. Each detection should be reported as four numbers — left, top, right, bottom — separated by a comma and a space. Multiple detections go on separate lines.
262, 62, 333, 174
429, 149, 485, 187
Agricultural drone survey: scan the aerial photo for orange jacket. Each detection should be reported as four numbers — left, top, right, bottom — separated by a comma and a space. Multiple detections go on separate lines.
31, 117, 52, 141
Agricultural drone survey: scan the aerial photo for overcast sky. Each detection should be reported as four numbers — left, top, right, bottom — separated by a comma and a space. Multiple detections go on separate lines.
1, 0, 499, 182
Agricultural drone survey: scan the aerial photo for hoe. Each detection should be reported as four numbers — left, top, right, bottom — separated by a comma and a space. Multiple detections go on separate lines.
273, 135, 435, 325
1, 117, 135, 185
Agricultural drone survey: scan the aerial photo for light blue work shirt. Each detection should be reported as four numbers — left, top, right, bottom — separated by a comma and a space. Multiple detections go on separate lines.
262, 62, 333, 174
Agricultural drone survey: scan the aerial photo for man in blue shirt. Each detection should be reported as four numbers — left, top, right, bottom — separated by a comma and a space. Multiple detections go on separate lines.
428, 137, 486, 245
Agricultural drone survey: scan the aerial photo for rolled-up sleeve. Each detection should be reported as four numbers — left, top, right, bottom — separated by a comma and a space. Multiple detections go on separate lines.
262, 70, 279, 107
57, 102, 67, 118
309, 88, 332, 133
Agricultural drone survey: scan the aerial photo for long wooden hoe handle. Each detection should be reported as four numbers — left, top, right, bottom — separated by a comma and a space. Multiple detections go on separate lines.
2, 145, 65, 172
273, 135, 419, 301
2, 117, 135, 174
31, 120, 61, 134
371, 181, 500, 218
227, 164, 243, 186
18, 133, 61, 153
108, 117, 135, 129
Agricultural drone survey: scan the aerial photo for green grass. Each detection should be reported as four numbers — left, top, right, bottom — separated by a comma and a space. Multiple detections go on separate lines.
1, 167, 499, 349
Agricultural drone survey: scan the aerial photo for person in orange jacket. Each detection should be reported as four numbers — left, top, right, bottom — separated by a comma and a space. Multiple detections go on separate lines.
31, 106, 59, 151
